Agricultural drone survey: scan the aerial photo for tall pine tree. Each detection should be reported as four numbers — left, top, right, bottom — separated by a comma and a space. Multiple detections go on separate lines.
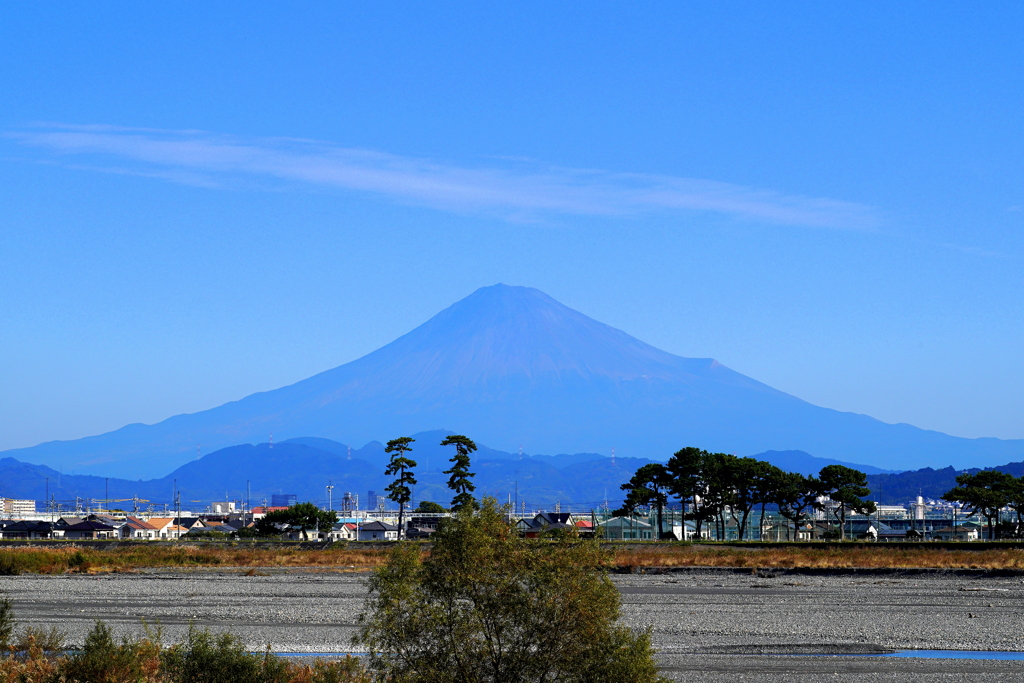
441, 434, 478, 512
385, 436, 417, 540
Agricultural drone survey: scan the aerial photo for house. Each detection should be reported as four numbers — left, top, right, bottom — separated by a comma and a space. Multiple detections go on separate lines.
86, 515, 129, 538
405, 526, 435, 540
517, 512, 577, 538
146, 518, 188, 539
62, 520, 117, 540
877, 527, 908, 542
327, 523, 358, 541
0, 520, 54, 539
172, 517, 211, 533
597, 516, 653, 540
932, 525, 980, 542
358, 521, 398, 541
123, 517, 159, 539
250, 506, 288, 520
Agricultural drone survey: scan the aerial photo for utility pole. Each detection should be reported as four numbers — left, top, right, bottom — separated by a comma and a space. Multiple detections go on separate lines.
105, 478, 109, 514
45, 477, 49, 520
246, 480, 250, 526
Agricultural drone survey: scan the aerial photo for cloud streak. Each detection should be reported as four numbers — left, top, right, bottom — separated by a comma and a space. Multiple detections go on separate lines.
6, 124, 880, 229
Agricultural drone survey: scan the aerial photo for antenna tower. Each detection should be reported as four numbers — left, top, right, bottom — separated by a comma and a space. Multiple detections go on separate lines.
611, 448, 616, 467
269, 433, 273, 449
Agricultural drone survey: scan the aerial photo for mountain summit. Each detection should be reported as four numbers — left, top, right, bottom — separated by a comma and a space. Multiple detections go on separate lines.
7, 284, 1024, 478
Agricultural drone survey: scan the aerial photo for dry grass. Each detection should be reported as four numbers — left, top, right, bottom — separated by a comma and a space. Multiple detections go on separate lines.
611, 545, 1024, 571
3, 543, 1024, 574
0, 544, 393, 574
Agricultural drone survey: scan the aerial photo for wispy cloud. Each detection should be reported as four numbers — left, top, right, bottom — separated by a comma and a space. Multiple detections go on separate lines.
6, 123, 880, 229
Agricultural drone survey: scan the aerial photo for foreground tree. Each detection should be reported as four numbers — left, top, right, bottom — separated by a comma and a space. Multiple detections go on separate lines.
942, 470, 1015, 540
441, 434, 478, 512
255, 502, 337, 540
818, 465, 876, 540
356, 498, 667, 683
385, 437, 417, 541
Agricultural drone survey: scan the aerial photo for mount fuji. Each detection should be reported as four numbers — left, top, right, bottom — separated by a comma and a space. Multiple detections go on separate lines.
6, 284, 1023, 478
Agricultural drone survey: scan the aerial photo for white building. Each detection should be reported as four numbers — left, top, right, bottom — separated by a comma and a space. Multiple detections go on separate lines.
2, 498, 36, 517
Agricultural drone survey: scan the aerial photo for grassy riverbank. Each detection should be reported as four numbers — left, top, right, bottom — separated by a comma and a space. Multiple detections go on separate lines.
2, 542, 1024, 574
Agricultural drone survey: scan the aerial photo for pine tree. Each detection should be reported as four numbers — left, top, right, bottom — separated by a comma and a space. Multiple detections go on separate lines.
384, 437, 417, 540
441, 434, 478, 512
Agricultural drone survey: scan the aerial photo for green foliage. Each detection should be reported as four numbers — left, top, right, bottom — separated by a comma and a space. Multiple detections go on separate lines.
257, 502, 338, 539
637, 447, 878, 541
943, 470, 1017, 540
617, 463, 671, 538
385, 436, 418, 540
414, 501, 447, 513
161, 625, 290, 683
0, 552, 22, 576
441, 434, 478, 512
356, 497, 668, 683
818, 465, 876, 540
0, 594, 13, 651
64, 620, 162, 683
773, 472, 822, 540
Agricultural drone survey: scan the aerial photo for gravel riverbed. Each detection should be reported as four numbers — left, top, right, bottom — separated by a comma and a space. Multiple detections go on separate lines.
1, 567, 1022, 681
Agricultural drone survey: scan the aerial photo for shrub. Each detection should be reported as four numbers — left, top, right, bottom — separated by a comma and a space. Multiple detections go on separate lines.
0, 553, 21, 577
357, 497, 668, 683
13, 625, 65, 654
63, 620, 161, 683
160, 625, 289, 683
0, 595, 13, 651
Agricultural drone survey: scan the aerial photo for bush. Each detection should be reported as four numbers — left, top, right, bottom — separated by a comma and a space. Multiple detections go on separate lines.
0, 553, 21, 577
63, 620, 161, 683
13, 625, 65, 654
160, 625, 289, 683
0, 595, 13, 651
357, 497, 668, 683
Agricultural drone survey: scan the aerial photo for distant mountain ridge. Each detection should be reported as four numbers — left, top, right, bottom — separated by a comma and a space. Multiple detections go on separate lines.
5, 284, 1023, 478
0, 432, 660, 510
0, 435, 1007, 509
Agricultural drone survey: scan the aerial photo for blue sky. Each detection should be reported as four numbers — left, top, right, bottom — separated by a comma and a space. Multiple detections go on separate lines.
2, 3, 1022, 452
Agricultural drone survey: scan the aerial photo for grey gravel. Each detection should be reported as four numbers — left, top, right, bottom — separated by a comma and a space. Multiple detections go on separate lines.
2, 567, 1023, 681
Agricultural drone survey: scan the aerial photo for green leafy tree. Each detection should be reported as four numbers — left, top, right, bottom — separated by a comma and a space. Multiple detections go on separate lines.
256, 502, 337, 541
617, 463, 672, 539
942, 470, 1015, 540
356, 498, 668, 683
415, 501, 447, 513
700, 452, 739, 540
753, 463, 787, 540
1006, 476, 1024, 538
773, 472, 822, 541
385, 436, 417, 541
818, 465, 876, 540
441, 434, 478, 512
718, 456, 768, 540
666, 447, 712, 539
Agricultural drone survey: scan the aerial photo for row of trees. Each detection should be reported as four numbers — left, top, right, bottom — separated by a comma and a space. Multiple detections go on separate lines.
384, 434, 479, 539
943, 470, 1024, 540
617, 447, 876, 541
